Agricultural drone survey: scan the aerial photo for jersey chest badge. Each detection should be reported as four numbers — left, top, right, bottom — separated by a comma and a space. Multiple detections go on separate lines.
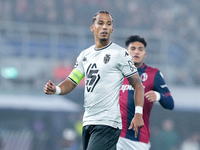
141, 73, 148, 82
103, 54, 111, 64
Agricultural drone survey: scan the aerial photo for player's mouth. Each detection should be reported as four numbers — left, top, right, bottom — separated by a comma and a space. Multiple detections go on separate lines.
133, 55, 140, 59
101, 32, 108, 36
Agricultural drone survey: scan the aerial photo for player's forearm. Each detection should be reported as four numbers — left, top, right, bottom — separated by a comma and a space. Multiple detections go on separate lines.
134, 83, 144, 107
57, 78, 76, 95
159, 94, 174, 110
127, 74, 144, 107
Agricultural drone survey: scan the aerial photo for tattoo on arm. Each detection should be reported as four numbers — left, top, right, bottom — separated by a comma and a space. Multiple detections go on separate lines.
127, 75, 141, 88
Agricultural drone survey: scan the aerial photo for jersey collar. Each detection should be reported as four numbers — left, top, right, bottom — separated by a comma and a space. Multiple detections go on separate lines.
138, 63, 147, 71
94, 42, 112, 51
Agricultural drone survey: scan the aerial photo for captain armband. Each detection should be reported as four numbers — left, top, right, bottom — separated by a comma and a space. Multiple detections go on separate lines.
68, 69, 84, 85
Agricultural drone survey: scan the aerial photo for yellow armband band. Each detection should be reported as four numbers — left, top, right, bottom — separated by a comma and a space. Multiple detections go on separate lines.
68, 69, 84, 85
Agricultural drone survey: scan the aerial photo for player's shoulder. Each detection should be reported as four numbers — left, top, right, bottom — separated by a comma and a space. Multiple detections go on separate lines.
111, 42, 126, 51
145, 64, 166, 79
145, 64, 159, 71
84, 45, 95, 52
145, 64, 160, 73
110, 42, 129, 56
79, 45, 95, 56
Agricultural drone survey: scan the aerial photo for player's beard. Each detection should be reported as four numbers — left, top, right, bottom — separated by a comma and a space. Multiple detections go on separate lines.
100, 37, 108, 42
134, 62, 142, 68
100, 38, 107, 41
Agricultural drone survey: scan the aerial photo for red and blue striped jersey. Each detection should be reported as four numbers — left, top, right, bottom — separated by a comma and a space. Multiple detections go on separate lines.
119, 63, 174, 143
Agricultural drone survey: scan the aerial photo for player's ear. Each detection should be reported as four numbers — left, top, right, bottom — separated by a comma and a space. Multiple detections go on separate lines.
144, 51, 147, 59
90, 24, 94, 32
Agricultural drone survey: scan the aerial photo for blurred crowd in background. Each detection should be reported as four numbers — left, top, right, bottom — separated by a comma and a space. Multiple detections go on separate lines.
0, 0, 200, 150
0, 0, 200, 43
1, 0, 200, 31
0, 0, 200, 90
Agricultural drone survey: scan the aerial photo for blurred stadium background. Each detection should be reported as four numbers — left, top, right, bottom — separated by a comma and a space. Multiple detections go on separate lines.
0, 0, 200, 149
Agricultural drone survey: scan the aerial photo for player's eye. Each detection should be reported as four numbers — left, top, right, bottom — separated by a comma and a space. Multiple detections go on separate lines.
139, 48, 144, 51
131, 47, 136, 50
107, 22, 112, 26
98, 22, 103, 25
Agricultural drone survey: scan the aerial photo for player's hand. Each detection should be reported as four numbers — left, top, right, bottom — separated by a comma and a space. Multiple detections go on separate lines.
128, 113, 144, 138
145, 90, 157, 102
44, 80, 56, 95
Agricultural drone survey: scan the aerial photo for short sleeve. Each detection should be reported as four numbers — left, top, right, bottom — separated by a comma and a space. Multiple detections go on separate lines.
74, 52, 85, 76
117, 50, 138, 77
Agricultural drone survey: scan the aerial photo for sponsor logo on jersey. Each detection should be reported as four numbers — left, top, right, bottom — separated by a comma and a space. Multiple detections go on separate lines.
103, 54, 111, 64
120, 84, 145, 92
120, 85, 134, 92
141, 73, 148, 82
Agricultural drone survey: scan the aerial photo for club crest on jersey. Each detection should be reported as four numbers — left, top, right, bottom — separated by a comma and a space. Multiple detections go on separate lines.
103, 54, 111, 64
141, 73, 148, 82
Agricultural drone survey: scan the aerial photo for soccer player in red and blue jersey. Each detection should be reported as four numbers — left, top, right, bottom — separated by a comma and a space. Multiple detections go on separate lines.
117, 35, 174, 150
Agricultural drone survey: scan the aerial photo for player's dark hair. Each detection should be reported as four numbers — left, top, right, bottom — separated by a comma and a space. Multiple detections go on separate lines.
92, 10, 113, 24
125, 35, 147, 48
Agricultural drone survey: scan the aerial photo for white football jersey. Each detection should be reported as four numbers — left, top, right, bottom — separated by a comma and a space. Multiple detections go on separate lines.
74, 42, 137, 129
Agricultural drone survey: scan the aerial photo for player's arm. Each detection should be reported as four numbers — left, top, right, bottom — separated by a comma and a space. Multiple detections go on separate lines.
145, 71, 174, 110
145, 90, 174, 110
128, 73, 144, 107
127, 73, 144, 138
158, 94, 174, 110
44, 69, 84, 95
44, 78, 76, 95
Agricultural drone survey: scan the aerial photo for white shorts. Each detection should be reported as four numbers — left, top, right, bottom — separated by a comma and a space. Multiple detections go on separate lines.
117, 137, 151, 150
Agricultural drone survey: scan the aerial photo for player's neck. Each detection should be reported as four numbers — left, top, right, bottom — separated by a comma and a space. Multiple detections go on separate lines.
135, 62, 143, 68
95, 40, 110, 49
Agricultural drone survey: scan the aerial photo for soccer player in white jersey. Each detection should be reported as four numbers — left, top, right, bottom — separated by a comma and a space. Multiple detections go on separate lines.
44, 10, 144, 150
